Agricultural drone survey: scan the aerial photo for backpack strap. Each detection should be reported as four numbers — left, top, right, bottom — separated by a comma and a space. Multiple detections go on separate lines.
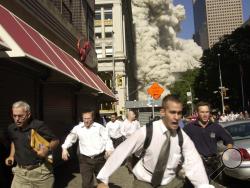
140, 122, 184, 163
140, 121, 153, 158
177, 127, 184, 163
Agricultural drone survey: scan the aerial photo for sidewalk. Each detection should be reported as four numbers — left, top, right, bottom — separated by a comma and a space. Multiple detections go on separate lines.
54, 159, 134, 188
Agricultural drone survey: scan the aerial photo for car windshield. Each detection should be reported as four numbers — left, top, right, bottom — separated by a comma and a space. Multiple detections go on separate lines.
225, 122, 250, 139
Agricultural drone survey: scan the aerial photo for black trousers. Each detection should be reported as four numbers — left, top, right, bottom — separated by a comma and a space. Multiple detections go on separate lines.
111, 136, 125, 148
79, 152, 106, 188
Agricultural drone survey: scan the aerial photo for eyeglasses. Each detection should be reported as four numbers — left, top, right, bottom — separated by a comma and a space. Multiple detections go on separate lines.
12, 114, 27, 119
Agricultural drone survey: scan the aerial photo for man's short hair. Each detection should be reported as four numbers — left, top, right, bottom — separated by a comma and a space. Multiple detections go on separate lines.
82, 109, 95, 118
111, 112, 117, 117
196, 101, 211, 111
127, 110, 138, 118
162, 95, 182, 109
12, 101, 31, 112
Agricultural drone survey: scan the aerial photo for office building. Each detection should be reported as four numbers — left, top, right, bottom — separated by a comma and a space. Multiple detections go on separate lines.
193, 0, 243, 49
95, 0, 137, 116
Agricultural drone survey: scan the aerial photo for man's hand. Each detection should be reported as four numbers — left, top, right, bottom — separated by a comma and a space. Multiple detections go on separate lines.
105, 150, 113, 159
62, 148, 70, 161
97, 182, 109, 188
5, 156, 14, 166
37, 145, 49, 158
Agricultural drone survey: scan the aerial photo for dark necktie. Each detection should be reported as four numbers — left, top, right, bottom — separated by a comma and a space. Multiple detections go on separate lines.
151, 131, 171, 187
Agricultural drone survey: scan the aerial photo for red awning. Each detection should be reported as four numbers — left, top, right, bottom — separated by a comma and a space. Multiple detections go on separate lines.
0, 5, 115, 99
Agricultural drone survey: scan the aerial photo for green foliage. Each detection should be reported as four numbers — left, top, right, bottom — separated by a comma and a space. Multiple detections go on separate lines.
194, 25, 250, 112
170, 69, 199, 114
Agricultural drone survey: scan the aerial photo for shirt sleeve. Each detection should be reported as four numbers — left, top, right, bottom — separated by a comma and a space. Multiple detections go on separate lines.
120, 121, 126, 137
97, 127, 146, 184
136, 120, 141, 129
216, 125, 233, 145
99, 125, 114, 151
61, 126, 79, 149
181, 130, 211, 187
105, 123, 111, 138
7, 124, 14, 141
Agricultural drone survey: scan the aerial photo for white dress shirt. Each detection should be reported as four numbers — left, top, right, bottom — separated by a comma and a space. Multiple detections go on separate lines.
106, 120, 123, 139
120, 119, 140, 138
62, 122, 114, 157
97, 119, 213, 188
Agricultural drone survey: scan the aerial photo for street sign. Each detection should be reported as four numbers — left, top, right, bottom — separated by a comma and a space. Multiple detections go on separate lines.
147, 82, 164, 100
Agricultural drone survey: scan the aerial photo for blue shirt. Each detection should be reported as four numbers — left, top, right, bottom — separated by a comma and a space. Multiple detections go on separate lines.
183, 120, 233, 157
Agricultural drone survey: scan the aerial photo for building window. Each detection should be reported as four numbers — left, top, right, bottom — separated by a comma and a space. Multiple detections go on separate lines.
96, 46, 103, 58
104, 7, 112, 20
104, 6, 113, 26
105, 32, 112, 38
105, 46, 113, 57
95, 32, 102, 39
95, 11, 101, 20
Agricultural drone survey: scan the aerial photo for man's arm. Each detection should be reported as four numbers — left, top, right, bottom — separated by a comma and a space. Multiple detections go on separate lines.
97, 127, 145, 185
100, 125, 114, 158
61, 127, 79, 161
37, 139, 59, 158
217, 125, 233, 148
36, 122, 60, 158
120, 122, 126, 137
5, 142, 15, 166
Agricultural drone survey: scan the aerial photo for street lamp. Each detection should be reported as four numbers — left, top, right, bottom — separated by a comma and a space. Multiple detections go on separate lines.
178, 79, 194, 115
217, 53, 225, 114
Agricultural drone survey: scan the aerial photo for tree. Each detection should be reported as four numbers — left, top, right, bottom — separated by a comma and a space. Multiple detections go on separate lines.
194, 25, 250, 112
170, 69, 199, 114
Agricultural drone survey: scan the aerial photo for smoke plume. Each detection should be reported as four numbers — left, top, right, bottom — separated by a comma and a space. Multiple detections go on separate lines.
132, 0, 202, 100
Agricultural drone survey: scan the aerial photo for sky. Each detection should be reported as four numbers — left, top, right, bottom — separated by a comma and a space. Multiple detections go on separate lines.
174, 0, 250, 39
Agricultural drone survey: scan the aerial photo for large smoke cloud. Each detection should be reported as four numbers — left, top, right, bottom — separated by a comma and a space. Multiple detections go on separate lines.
132, 0, 202, 100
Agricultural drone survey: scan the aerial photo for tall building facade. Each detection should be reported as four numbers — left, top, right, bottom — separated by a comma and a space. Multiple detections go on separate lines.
193, 0, 243, 49
94, 0, 137, 116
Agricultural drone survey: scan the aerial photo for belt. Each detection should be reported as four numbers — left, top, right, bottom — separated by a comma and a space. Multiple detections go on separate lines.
18, 163, 43, 170
81, 151, 105, 159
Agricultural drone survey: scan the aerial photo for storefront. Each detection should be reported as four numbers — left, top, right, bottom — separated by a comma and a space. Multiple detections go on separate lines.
0, 5, 115, 139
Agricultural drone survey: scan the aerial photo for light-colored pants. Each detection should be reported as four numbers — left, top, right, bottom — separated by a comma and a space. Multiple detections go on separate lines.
11, 163, 54, 188
133, 177, 184, 188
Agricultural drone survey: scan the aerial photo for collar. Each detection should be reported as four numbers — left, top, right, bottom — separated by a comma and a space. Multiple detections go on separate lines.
80, 122, 96, 128
193, 120, 213, 128
159, 119, 171, 135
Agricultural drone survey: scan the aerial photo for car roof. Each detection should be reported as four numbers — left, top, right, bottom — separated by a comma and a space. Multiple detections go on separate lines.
219, 120, 250, 127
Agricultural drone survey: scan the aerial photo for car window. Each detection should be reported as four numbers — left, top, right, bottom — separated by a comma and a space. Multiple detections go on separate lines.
225, 123, 250, 138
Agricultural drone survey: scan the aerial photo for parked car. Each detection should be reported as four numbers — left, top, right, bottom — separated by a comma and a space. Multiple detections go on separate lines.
219, 120, 250, 181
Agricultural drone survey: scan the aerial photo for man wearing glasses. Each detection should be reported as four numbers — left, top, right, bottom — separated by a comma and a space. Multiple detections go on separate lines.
5, 101, 59, 188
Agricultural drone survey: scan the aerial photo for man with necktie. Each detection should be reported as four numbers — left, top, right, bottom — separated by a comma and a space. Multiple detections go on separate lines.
96, 95, 214, 188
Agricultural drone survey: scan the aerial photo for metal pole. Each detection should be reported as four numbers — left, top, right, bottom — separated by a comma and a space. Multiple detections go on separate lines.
239, 64, 245, 110
179, 79, 193, 115
152, 99, 155, 118
189, 85, 194, 115
112, 31, 115, 93
218, 54, 225, 114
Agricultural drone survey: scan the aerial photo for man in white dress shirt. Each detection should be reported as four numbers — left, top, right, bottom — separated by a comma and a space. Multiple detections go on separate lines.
121, 110, 140, 138
61, 110, 114, 188
96, 95, 214, 188
106, 113, 125, 148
